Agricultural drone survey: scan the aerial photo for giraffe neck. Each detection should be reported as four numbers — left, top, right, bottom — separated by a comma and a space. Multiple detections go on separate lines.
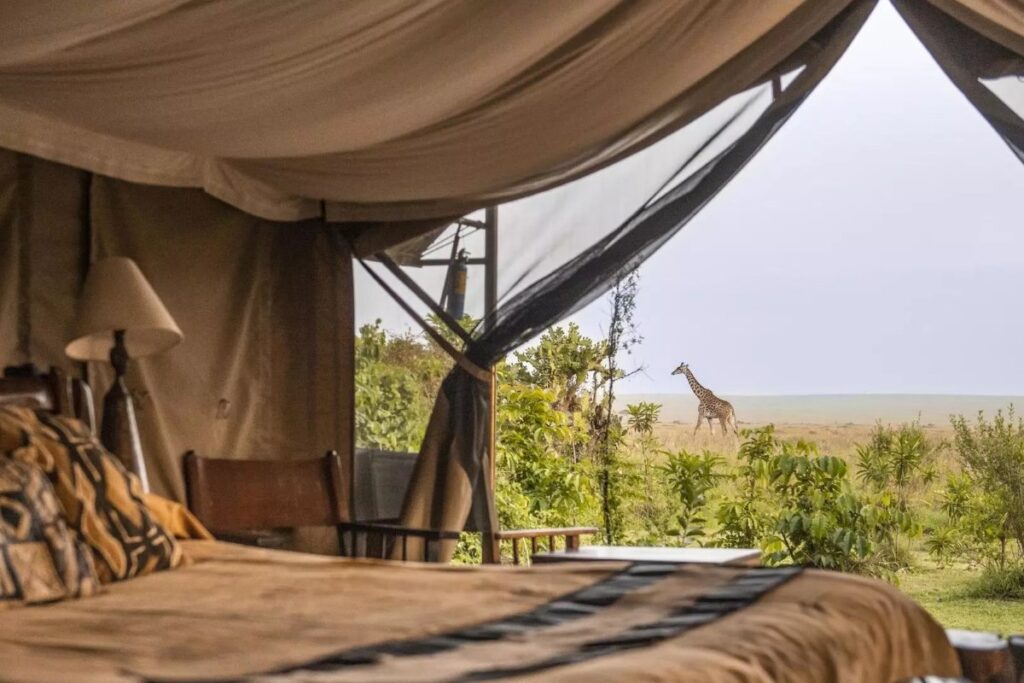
684, 369, 715, 403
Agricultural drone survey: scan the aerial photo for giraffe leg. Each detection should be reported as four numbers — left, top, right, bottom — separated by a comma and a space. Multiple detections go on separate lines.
693, 412, 703, 436
707, 417, 714, 436
719, 416, 729, 435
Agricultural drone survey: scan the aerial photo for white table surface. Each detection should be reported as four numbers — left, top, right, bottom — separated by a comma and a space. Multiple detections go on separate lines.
532, 545, 761, 566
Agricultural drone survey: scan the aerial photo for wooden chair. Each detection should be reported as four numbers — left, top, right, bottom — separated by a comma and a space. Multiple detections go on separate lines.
183, 450, 346, 549
183, 450, 463, 560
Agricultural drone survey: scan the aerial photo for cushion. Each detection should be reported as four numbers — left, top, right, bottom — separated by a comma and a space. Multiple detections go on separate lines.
143, 492, 213, 540
0, 406, 184, 583
0, 457, 100, 606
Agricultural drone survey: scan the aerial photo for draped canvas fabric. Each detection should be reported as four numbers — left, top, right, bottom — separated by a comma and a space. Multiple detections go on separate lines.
925, 0, 1024, 54
895, 0, 1024, 165
396, 0, 877, 560
0, 0, 854, 222
0, 151, 354, 522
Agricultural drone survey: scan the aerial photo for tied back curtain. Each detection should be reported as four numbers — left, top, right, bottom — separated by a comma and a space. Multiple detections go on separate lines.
894, 0, 1024, 165
0, 0, 854, 223
396, 0, 876, 558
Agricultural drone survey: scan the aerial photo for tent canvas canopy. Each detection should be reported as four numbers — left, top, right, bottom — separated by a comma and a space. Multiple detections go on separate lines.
0, 0, 1022, 558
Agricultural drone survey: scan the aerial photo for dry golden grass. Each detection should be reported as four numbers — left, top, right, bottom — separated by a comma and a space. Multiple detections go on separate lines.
653, 420, 956, 465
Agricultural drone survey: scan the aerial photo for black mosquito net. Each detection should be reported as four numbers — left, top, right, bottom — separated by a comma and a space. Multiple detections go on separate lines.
352, 0, 880, 551
374, 1, 878, 364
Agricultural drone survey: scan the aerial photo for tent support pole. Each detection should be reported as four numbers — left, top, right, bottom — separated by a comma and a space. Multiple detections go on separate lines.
483, 206, 500, 564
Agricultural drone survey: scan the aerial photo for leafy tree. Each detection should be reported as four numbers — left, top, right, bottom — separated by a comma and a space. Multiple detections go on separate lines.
510, 323, 606, 416
593, 269, 642, 543
354, 320, 448, 451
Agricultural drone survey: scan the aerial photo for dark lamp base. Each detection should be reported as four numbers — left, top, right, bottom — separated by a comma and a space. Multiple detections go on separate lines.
99, 330, 150, 491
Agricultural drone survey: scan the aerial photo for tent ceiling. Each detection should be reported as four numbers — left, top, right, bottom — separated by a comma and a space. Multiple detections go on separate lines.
0, 0, 855, 222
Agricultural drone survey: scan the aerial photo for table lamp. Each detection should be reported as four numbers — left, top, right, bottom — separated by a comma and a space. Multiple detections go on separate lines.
65, 257, 182, 491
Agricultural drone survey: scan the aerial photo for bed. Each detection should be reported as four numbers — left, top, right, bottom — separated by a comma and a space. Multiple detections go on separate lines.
0, 368, 967, 682
0, 539, 960, 683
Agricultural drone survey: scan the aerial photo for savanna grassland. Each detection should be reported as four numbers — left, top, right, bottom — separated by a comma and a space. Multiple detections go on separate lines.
654, 421, 953, 461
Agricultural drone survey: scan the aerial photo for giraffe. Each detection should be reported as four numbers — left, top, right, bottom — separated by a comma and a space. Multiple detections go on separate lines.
672, 362, 738, 436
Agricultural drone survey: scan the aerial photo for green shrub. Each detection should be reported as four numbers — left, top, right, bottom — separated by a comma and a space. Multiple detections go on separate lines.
853, 422, 937, 567
715, 426, 778, 549
856, 422, 938, 511
660, 450, 723, 545
964, 565, 1024, 600
925, 522, 963, 568
766, 445, 877, 572
950, 408, 1024, 571
496, 382, 596, 526
716, 426, 908, 576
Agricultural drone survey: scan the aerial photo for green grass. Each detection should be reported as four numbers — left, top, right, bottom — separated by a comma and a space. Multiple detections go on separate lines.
898, 556, 1024, 633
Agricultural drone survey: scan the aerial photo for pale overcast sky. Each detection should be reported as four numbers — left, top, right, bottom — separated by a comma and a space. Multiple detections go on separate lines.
358, 1, 1024, 396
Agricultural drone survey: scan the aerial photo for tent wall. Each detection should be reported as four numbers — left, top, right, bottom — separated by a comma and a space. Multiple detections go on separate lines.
0, 150, 354, 517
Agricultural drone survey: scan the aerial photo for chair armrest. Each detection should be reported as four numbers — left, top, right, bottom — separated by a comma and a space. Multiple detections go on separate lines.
213, 529, 290, 549
340, 521, 461, 541
338, 521, 461, 562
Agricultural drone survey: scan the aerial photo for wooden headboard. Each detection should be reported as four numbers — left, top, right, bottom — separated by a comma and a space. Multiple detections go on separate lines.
0, 365, 96, 432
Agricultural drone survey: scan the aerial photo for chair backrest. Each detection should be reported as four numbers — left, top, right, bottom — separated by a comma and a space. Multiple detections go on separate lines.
183, 450, 345, 532
0, 364, 96, 432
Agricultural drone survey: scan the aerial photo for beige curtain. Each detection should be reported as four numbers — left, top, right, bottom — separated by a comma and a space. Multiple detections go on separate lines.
0, 0, 854, 222
0, 150, 354, 512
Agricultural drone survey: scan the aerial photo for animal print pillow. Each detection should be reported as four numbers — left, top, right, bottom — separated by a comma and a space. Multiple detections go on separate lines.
0, 456, 100, 606
0, 406, 184, 582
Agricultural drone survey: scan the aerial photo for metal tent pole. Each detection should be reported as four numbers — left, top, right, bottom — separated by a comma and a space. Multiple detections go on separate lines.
483, 206, 500, 564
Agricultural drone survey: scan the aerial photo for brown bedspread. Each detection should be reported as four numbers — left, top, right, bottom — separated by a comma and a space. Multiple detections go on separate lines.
0, 541, 959, 683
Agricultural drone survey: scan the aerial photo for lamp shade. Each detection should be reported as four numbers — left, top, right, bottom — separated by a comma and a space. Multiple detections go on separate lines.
66, 257, 183, 361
